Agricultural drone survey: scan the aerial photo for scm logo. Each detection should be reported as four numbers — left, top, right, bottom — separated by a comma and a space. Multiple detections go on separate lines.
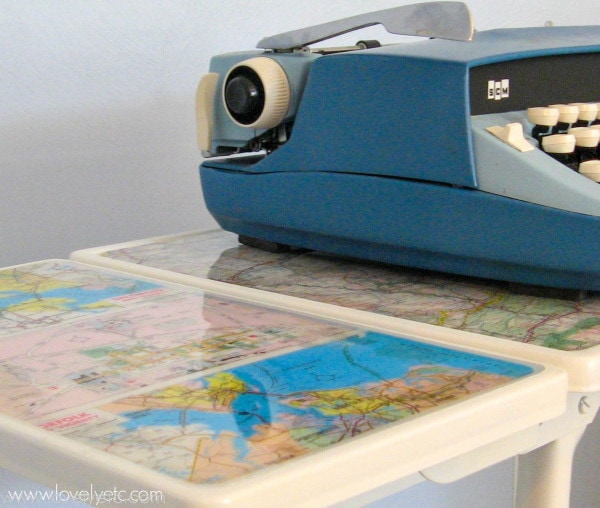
487, 79, 510, 100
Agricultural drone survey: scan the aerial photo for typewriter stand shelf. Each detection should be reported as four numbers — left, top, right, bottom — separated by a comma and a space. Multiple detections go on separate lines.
70, 228, 600, 507
0, 259, 569, 508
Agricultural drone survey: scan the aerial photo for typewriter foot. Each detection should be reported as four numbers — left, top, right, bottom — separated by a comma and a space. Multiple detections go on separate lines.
239, 235, 292, 253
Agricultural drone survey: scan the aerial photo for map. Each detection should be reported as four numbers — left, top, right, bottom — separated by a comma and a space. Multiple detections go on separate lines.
49, 332, 533, 484
0, 260, 164, 336
89, 230, 600, 351
0, 261, 351, 420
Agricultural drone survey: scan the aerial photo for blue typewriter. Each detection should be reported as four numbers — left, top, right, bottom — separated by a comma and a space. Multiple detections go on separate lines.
196, 2, 600, 290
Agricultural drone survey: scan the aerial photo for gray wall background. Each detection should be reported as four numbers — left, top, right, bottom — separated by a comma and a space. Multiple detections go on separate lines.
2, 1, 600, 506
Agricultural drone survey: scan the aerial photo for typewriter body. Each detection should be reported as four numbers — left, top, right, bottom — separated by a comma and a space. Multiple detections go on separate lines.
197, 2, 600, 290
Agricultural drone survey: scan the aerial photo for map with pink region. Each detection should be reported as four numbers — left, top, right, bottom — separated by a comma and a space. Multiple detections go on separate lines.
0, 261, 350, 420
0, 259, 560, 497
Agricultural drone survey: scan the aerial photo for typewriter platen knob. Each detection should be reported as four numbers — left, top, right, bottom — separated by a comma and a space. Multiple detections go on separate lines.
223, 57, 291, 129
225, 74, 263, 122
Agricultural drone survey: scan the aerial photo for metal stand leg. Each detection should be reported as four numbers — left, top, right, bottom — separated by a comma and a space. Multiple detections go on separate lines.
514, 427, 586, 508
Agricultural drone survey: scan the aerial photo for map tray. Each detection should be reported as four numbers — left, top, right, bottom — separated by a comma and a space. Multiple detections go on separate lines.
0, 260, 565, 508
71, 229, 600, 392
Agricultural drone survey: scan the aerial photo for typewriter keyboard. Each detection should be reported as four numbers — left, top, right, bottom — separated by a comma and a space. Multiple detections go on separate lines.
527, 103, 600, 181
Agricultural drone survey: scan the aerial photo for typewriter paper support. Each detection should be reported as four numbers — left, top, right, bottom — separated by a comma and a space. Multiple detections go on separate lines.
197, 2, 600, 291
256, 1, 474, 50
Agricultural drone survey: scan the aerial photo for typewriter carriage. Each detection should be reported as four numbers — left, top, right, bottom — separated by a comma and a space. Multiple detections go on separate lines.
197, 1, 474, 157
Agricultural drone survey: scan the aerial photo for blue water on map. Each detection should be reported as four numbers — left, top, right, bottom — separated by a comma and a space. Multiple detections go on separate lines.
117, 332, 533, 447
234, 332, 533, 390
0, 281, 160, 310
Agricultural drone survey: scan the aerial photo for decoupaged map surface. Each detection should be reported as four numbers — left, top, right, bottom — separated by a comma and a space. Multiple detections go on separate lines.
99, 230, 600, 351
0, 260, 531, 484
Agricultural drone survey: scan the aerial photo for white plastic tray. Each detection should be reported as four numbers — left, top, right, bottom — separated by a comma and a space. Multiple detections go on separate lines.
71, 229, 600, 392
0, 260, 566, 507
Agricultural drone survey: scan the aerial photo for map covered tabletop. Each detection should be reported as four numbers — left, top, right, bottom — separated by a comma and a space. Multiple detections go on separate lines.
71, 229, 600, 392
0, 260, 564, 507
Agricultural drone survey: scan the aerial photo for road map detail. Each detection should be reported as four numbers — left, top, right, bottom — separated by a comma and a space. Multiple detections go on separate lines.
47, 332, 532, 484
0, 261, 349, 420
0, 260, 163, 336
0, 261, 533, 486
95, 230, 600, 351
